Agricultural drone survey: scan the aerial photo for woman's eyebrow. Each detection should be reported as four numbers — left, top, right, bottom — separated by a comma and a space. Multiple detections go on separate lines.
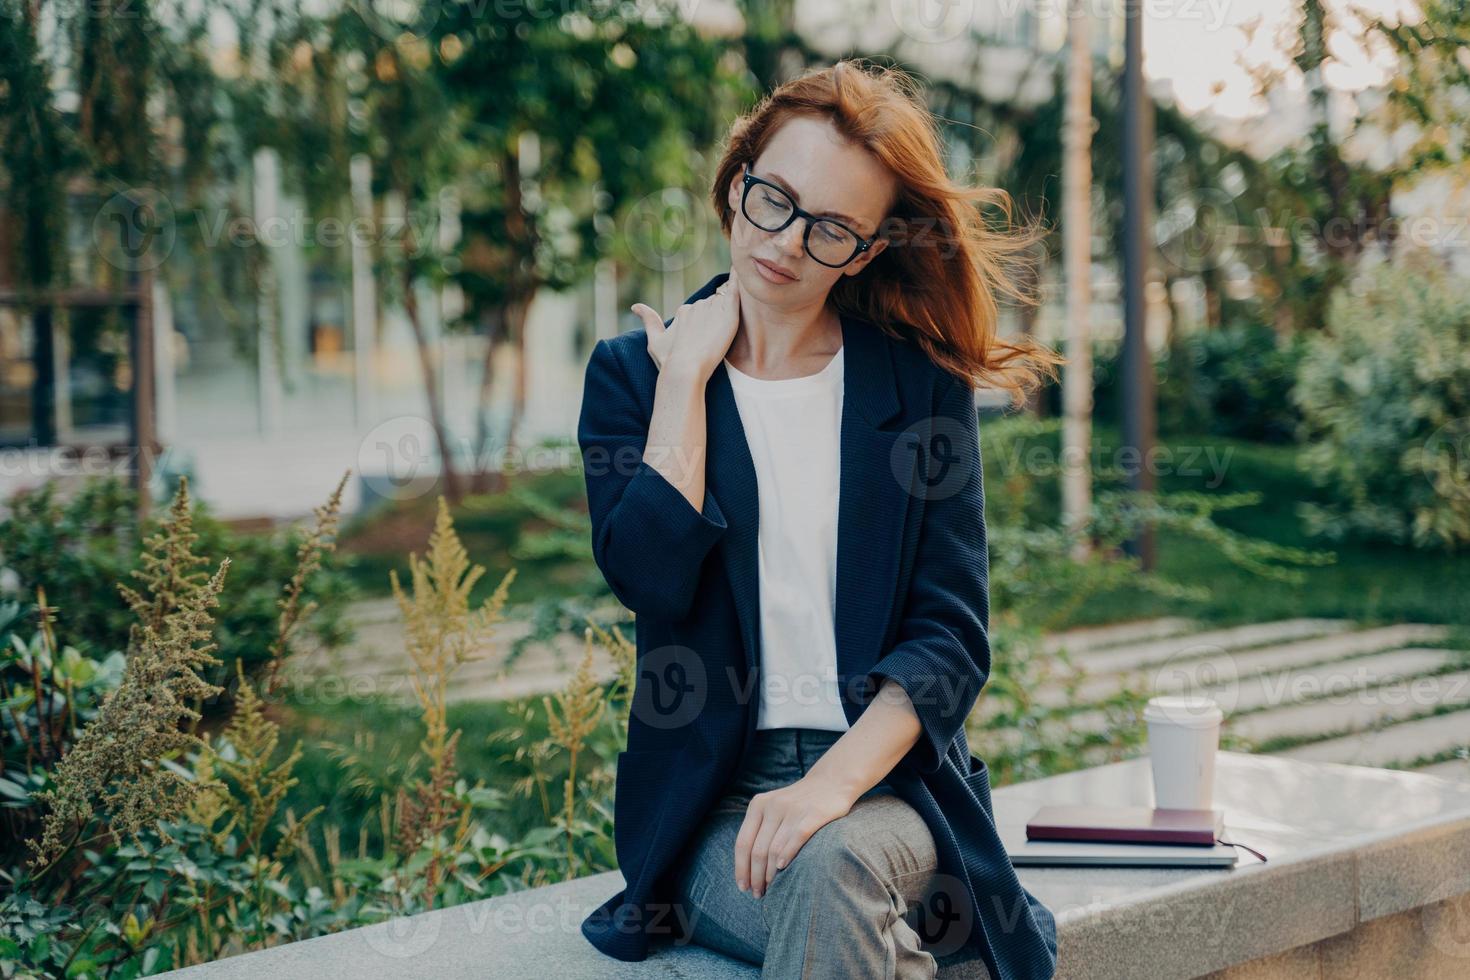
764, 170, 867, 230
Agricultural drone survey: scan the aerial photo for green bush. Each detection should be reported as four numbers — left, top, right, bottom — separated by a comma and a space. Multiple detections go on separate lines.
0, 475, 357, 701
1157, 321, 1309, 443
1083, 323, 1307, 444
1291, 257, 1470, 551
1, 482, 628, 976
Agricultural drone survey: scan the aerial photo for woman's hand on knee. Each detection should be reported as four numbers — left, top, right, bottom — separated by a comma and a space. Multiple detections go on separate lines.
733, 775, 855, 899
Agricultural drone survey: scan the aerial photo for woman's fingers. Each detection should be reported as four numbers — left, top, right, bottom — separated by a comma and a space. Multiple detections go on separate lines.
764, 812, 815, 889
630, 303, 666, 368
762, 828, 785, 891
766, 822, 795, 888
747, 808, 782, 898
630, 272, 740, 377
735, 794, 816, 899
734, 793, 780, 897
631, 302, 664, 338
733, 800, 764, 893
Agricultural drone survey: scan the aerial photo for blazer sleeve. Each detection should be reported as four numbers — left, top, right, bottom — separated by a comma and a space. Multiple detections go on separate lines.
864, 372, 990, 776
578, 337, 729, 621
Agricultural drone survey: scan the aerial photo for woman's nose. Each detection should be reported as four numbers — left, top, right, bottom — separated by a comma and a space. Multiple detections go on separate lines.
771, 219, 806, 259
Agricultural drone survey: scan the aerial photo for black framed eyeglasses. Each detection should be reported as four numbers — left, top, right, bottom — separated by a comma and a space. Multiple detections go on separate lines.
740, 162, 879, 269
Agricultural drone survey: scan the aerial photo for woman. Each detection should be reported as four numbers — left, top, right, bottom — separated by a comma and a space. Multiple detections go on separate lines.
578, 59, 1065, 979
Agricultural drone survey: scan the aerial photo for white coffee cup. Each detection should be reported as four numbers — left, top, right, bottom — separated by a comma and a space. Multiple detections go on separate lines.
1143, 694, 1223, 810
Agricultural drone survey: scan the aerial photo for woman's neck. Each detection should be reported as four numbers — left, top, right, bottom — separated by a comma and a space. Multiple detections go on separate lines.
725, 297, 843, 380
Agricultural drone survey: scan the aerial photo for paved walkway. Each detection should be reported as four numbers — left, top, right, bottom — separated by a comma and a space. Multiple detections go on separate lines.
287, 602, 1470, 783
1030, 616, 1469, 782
285, 596, 630, 703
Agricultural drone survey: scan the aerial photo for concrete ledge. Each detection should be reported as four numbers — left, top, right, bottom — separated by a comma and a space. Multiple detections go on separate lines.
157, 752, 1470, 979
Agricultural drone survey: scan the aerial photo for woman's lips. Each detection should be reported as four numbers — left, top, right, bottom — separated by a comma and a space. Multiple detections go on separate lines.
753, 257, 797, 284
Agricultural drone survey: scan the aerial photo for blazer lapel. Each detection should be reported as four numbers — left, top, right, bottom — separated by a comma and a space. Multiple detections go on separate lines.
681, 272, 917, 734
830, 311, 920, 726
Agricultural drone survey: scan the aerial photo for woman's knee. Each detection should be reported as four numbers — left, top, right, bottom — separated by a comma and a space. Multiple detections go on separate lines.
765, 802, 938, 909
765, 819, 884, 904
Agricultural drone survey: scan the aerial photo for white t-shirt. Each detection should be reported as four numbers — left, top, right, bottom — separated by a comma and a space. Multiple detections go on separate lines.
724, 344, 850, 733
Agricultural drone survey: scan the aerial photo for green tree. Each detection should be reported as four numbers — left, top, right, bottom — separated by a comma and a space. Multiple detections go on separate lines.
430, 1, 747, 478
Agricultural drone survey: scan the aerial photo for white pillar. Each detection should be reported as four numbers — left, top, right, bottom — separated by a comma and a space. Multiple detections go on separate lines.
252, 146, 282, 434
350, 154, 377, 429
53, 311, 72, 440
595, 256, 618, 343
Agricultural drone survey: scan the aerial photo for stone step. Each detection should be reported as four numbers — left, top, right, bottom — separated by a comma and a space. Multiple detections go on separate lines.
1039, 617, 1199, 656
450, 664, 622, 703
280, 657, 623, 706
342, 595, 402, 625
311, 597, 628, 671
286, 633, 622, 705
981, 623, 1453, 720
1060, 618, 1355, 675
1226, 664, 1470, 745
299, 620, 617, 676
342, 593, 588, 627
1274, 708, 1470, 768
981, 648, 1463, 752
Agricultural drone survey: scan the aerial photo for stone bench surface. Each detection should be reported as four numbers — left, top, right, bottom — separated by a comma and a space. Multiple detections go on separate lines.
156, 751, 1470, 980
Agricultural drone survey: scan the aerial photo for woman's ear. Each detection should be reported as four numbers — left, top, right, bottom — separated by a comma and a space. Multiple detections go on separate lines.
845, 236, 889, 277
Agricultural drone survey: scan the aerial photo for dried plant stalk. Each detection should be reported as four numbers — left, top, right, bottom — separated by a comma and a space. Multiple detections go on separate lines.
543, 629, 606, 872
265, 469, 350, 694
390, 496, 515, 902
28, 477, 229, 872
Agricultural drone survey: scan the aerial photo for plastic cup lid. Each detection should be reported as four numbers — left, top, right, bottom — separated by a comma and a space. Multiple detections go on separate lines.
1143, 694, 1223, 728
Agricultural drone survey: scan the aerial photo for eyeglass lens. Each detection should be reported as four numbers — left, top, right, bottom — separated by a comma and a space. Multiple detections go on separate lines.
743, 182, 859, 267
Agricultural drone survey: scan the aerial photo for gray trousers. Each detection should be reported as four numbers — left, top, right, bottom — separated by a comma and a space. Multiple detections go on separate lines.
668, 726, 941, 978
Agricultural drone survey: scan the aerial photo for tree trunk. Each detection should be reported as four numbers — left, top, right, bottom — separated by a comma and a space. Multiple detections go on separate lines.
497, 148, 538, 482
468, 307, 501, 495
401, 266, 463, 504
1201, 264, 1223, 329
507, 299, 528, 459
1062, 0, 1094, 562
469, 302, 520, 495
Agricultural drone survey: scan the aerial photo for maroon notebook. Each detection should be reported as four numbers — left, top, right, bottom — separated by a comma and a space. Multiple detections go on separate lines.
1026, 804, 1224, 846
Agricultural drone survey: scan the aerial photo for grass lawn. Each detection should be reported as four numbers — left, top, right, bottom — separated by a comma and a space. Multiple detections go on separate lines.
336, 457, 599, 611
1060, 428, 1469, 630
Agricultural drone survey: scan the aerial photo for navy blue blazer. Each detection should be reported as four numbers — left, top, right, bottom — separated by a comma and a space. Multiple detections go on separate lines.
577, 270, 1058, 980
